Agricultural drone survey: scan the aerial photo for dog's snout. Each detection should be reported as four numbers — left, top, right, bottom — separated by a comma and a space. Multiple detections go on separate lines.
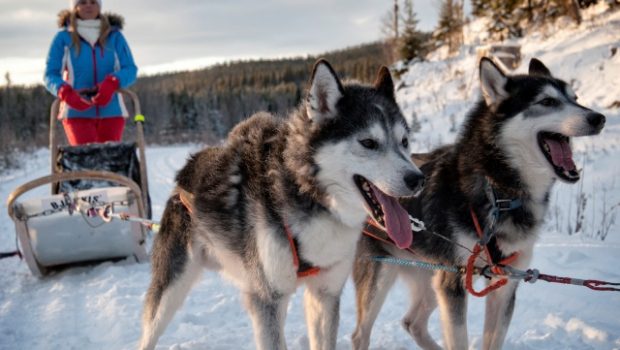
587, 112, 606, 129
404, 171, 425, 192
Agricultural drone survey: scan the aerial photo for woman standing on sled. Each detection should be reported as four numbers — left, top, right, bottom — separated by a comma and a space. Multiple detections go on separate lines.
44, 0, 137, 146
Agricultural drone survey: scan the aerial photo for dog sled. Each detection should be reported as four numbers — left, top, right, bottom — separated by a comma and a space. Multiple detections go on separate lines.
6, 89, 151, 277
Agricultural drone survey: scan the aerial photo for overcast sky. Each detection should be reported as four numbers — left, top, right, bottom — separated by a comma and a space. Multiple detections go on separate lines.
0, 0, 445, 85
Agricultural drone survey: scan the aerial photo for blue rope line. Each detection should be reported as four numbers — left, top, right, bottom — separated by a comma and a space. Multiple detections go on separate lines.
372, 256, 460, 274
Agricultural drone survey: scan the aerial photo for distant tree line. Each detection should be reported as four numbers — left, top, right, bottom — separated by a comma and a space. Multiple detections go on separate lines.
382, 0, 619, 60
2, 1, 618, 171
0, 84, 53, 169
131, 41, 388, 144
0, 42, 388, 170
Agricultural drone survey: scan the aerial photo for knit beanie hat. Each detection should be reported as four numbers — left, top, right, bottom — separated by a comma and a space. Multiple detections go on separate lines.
70, 0, 102, 8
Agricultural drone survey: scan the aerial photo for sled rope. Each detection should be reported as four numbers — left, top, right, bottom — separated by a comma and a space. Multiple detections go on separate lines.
0, 250, 22, 260
466, 205, 520, 297
463, 180, 528, 296
96, 205, 160, 233
63, 194, 160, 233
105, 190, 318, 278
369, 177, 620, 294
364, 216, 486, 276
0, 229, 23, 260
22, 192, 162, 234
492, 265, 620, 291
363, 214, 494, 267
372, 256, 461, 274
374, 255, 620, 292
372, 207, 620, 293
362, 217, 482, 266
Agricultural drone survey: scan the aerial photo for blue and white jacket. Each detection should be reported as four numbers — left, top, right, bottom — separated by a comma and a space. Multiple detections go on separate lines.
44, 11, 138, 119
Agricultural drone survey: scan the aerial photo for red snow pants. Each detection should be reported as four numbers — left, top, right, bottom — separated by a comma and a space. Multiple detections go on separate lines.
62, 117, 125, 146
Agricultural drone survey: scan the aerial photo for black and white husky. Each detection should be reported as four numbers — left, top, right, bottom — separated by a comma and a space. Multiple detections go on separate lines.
352, 58, 606, 350
139, 60, 424, 350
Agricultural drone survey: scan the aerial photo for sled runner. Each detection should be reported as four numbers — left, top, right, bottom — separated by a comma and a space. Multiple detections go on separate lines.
6, 89, 150, 277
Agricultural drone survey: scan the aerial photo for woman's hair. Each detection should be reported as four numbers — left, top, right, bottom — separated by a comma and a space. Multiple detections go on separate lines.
68, 9, 111, 56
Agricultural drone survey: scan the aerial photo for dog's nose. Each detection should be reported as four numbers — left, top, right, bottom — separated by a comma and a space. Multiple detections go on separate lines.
404, 171, 425, 192
587, 112, 606, 129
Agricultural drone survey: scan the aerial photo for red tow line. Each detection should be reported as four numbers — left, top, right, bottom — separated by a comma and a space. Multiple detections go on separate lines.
466, 206, 519, 297
530, 273, 620, 292
466, 206, 620, 295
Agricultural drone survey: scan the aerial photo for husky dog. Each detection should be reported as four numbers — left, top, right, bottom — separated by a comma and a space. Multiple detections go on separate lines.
139, 60, 424, 350
352, 58, 606, 350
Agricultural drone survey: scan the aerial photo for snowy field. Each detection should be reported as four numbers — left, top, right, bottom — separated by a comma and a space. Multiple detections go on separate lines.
1, 7, 620, 350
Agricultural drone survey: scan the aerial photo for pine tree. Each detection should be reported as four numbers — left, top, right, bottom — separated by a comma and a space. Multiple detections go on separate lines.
471, 0, 526, 40
475, 0, 585, 40
399, 0, 425, 62
435, 0, 464, 54
380, 0, 400, 63
471, 0, 492, 17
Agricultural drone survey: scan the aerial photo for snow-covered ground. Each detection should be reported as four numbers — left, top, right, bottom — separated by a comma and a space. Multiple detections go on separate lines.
1, 7, 620, 350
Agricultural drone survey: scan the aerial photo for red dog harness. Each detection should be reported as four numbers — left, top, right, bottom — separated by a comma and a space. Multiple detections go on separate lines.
178, 189, 320, 278
466, 206, 520, 297
283, 221, 321, 278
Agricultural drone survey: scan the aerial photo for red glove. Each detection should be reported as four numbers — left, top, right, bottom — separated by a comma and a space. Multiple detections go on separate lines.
58, 85, 92, 111
92, 75, 120, 106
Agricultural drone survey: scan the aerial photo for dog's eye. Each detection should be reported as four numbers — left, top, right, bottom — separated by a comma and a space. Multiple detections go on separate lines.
401, 137, 409, 148
359, 139, 379, 150
538, 97, 559, 107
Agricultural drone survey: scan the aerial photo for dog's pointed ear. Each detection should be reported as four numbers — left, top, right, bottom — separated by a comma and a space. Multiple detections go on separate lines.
528, 58, 552, 77
306, 59, 344, 123
374, 66, 395, 101
479, 57, 508, 108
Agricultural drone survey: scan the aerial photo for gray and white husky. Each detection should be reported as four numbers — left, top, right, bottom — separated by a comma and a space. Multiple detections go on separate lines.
352, 58, 606, 350
139, 59, 424, 350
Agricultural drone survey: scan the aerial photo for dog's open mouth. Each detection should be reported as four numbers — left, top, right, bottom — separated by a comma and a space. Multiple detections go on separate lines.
537, 132, 580, 183
353, 175, 413, 249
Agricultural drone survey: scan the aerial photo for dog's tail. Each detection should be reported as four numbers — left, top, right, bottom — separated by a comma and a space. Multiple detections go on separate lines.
139, 193, 200, 350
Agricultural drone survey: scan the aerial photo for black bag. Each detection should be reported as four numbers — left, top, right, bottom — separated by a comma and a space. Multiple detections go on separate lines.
55, 142, 151, 218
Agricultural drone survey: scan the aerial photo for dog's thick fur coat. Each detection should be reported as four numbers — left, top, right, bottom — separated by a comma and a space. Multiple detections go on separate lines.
352, 58, 606, 350
139, 60, 423, 350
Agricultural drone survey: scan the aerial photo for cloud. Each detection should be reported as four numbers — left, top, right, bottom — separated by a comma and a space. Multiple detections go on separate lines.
0, 0, 443, 85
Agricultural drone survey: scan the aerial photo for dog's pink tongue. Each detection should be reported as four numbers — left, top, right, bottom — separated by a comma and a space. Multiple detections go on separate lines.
546, 138, 576, 171
372, 186, 413, 249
